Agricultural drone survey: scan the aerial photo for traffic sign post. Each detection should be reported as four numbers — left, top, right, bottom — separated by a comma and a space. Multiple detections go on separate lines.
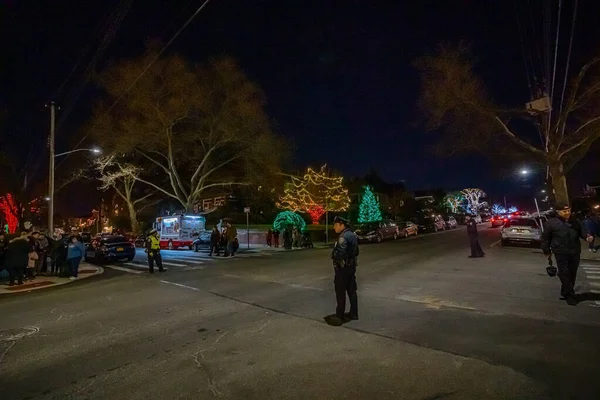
244, 207, 250, 249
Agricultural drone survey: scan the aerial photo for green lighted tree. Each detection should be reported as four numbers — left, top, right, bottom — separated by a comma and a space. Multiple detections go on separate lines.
358, 186, 382, 223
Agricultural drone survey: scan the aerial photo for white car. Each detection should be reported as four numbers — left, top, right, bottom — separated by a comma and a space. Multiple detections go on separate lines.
501, 217, 542, 246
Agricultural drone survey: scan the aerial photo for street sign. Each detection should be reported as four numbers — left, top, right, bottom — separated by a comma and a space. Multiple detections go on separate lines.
244, 207, 250, 213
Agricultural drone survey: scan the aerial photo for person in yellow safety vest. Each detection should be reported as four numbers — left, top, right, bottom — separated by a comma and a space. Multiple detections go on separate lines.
145, 229, 164, 274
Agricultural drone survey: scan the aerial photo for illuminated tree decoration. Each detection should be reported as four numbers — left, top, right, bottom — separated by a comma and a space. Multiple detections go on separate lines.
358, 186, 382, 223
508, 206, 518, 213
0, 193, 19, 234
444, 191, 464, 213
461, 188, 486, 214
278, 165, 350, 224
491, 204, 506, 214
273, 211, 306, 232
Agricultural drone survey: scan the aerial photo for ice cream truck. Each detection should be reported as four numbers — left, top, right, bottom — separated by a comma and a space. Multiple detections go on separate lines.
154, 214, 206, 250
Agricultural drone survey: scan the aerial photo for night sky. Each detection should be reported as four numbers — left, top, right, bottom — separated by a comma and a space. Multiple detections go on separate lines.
2, 0, 600, 213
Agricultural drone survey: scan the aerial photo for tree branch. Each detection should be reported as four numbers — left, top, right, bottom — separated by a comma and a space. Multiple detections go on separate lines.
494, 117, 546, 156
134, 176, 181, 201
559, 115, 600, 157
132, 192, 154, 205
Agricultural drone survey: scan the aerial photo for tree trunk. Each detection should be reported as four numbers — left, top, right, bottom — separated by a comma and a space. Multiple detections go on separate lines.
548, 159, 569, 206
126, 203, 140, 233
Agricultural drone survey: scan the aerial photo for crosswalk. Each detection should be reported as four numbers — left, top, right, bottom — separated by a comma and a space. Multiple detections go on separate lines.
580, 264, 600, 307
104, 249, 275, 274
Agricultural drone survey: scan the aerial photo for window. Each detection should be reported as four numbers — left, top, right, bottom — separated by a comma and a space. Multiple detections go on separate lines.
101, 236, 127, 244
505, 219, 538, 228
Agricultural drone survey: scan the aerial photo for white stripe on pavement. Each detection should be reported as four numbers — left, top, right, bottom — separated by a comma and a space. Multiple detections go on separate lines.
160, 280, 200, 291
586, 276, 600, 280
107, 265, 144, 274
169, 258, 204, 264
161, 261, 186, 267
580, 265, 600, 268
589, 282, 600, 287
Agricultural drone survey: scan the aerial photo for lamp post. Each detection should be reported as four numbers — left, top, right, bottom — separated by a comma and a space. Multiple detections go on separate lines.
47, 147, 101, 235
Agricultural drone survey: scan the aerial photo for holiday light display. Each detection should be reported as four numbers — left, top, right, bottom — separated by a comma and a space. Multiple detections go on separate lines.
273, 211, 306, 232
278, 165, 350, 224
461, 188, 486, 214
0, 193, 19, 234
444, 192, 464, 213
358, 186, 382, 223
491, 204, 507, 214
508, 206, 518, 213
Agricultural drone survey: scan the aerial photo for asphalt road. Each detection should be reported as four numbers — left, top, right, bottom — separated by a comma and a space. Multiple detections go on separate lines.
1, 225, 600, 400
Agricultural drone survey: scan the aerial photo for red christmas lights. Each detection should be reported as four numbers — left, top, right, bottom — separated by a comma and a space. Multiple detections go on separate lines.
0, 193, 19, 234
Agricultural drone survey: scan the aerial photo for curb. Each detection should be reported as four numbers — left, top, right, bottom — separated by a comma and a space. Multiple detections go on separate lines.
0, 263, 104, 296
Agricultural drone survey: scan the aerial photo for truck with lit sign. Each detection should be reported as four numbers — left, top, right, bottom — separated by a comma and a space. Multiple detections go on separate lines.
154, 214, 206, 250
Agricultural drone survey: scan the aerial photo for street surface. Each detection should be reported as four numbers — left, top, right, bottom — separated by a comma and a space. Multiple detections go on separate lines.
1, 225, 600, 399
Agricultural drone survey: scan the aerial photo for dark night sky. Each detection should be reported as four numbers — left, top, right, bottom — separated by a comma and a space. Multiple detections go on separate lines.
2, 0, 600, 213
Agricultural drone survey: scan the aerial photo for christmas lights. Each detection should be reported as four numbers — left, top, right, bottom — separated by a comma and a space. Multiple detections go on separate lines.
273, 211, 306, 232
278, 165, 350, 224
0, 194, 19, 234
358, 186, 382, 223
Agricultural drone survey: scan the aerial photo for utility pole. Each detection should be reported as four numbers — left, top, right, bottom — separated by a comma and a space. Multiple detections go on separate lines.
47, 102, 57, 235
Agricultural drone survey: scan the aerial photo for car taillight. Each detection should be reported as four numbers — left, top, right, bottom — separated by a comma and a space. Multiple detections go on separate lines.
503, 219, 508, 222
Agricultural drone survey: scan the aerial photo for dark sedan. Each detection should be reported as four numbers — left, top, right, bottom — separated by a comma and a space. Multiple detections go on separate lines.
85, 235, 136, 264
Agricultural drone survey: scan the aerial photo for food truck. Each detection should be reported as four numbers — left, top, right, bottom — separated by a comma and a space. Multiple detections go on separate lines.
154, 214, 206, 250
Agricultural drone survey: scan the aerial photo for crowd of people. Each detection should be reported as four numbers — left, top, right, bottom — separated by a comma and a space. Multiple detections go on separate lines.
266, 226, 312, 249
0, 229, 86, 286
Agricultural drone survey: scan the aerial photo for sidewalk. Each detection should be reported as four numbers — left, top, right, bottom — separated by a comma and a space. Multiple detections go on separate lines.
0, 263, 104, 295
237, 242, 332, 253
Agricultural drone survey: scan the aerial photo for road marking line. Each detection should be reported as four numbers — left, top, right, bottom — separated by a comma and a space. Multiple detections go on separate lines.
106, 265, 144, 274
590, 282, 600, 287
587, 276, 600, 280
581, 264, 600, 268
170, 258, 204, 264
490, 240, 501, 247
160, 280, 200, 291
161, 261, 187, 267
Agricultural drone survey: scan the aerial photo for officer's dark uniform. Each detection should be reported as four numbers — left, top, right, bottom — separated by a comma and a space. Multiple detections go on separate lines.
146, 231, 164, 273
466, 217, 484, 257
541, 205, 587, 304
331, 217, 359, 321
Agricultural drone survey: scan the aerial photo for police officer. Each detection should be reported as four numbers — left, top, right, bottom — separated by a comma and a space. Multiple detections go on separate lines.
541, 203, 591, 305
326, 216, 359, 327
145, 229, 164, 274
465, 215, 484, 258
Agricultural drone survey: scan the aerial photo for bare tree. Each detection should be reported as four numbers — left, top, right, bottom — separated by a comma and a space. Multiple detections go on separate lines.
89, 49, 283, 212
95, 155, 157, 232
381, 189, 410, 219
416, 43, 600, 205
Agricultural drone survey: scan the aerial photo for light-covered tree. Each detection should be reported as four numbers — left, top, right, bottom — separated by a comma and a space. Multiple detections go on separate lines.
358, 186, 382, 223
278, 165, 350, 224
443, 191, 464, 213
461, 188, 486, 214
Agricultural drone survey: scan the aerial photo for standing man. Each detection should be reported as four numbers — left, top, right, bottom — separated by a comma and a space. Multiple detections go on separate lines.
326, 216, 359, 327
209, 225, 220, 256
145, 229, 164, 274
541, 203, 591, 306
226, 222, 238, 257
466, 215, 484, 258
583, 212, 597, 252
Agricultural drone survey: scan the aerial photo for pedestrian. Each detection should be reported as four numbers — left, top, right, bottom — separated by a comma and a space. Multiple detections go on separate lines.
66, 235, 85, 279
325, 216, 359, 327
50, 233, 68, 276
0, 233, 8, 272
145, 229, 164, 273
465, 215, 484, 258
5, 231, 31, 286
209, 225, 220, 256
292, 226, 299, 248
266, 228, 273, 247
583, 212, 597, 252
226, 222, 238, 257
542, 203, 591, 306
273, 229, 280, 248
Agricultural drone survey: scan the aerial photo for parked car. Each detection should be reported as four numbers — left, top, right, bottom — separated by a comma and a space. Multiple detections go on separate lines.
444, 216, 458, 229
355, 220, 399, 243
85, 235, 136, 264
134, 235, 146, 248
490, 214, 508, 228
191, 230, 212, 248
417, 216, 446, 233
397, 221, 418, 238
501, 217, 542, 246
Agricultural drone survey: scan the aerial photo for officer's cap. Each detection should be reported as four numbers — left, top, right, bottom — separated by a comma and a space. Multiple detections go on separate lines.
149, 229, 157, 235
333, 216, 349, 225
555, 202, 570, 211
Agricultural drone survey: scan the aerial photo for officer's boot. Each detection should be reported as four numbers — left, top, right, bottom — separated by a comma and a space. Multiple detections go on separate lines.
345, 292, 359, 320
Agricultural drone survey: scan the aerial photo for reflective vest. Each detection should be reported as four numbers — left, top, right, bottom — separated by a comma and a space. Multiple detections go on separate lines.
148, 235, 161, 250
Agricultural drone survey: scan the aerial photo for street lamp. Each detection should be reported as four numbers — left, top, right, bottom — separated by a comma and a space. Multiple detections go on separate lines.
520, 169, 529, 175
48, 147, 101, 235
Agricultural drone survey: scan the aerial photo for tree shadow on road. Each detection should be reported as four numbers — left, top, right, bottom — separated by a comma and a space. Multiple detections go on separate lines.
576, 292, 600, 303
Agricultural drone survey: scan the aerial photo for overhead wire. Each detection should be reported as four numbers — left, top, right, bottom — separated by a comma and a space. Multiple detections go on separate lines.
546, 0, 563, 146
527, 0, 545, 82
515, 0, 533, 94
557, 0, 578, 140
55, 0, 133, 133
57, 0, 212, 167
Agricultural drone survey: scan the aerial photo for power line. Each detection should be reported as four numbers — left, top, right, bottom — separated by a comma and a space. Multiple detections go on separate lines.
57, 0, 212, 167
515, 0, 533, 93
546, 0, 563, 148
56, 0, 133, 132
557, 0, 578, 139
